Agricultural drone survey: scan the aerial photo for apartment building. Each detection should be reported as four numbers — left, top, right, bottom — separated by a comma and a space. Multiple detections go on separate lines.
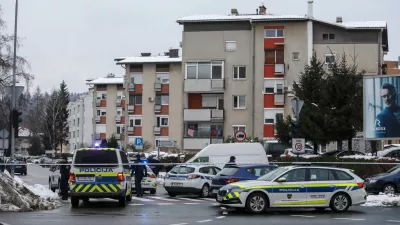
384, 57, 400, 75
115, 50, 183, 151
86, 74, 125, 147
67, 91, 93, 151
177, 2, 388, 149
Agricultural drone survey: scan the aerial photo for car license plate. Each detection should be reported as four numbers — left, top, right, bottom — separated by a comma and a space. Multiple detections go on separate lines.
142, 182, 150, 185
16, 166, 21, 168
217, 195, 222, 201
171, 182, 183, 187
77, 177, 94, 181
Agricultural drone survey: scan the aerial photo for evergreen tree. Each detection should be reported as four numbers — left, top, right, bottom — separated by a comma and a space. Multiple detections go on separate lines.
275, 115, 293, 145
107, 134, 119, 148
58, 81, 70, 153
27, 135, 43, 156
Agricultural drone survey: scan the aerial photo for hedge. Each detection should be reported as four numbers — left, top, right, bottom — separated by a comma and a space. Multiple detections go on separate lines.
276, 156, 399, 179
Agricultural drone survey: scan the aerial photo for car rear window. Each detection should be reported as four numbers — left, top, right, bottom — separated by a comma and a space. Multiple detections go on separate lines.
170, 166, 195, 174
74, 150, 118, 167
218, 167, 239, 176
334, 170, 354, 180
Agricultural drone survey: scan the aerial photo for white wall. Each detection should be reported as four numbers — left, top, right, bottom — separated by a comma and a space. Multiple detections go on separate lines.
83, 90, 94, 146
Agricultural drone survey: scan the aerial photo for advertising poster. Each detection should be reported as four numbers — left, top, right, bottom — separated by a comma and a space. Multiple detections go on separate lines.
364, 75, 400, 139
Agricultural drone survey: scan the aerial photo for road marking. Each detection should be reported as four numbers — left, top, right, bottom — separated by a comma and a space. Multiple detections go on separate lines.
197, 220, 212, 223
169, 223, 188, 225
220, 207, 226, 210
184, 203, 199, 205
200, 198, 217, 201
147, 196, 180, 202
332, 218, 366, 221
157, 203, 173, 206
131, 197, 154, 202
179, 198, 204, 202
211, 203, 220, 206
129, 203, 144, 206
222, 211, 228, 215
216, 216, 225, 219
290, 215, 315, 218
387, 220, 400, 223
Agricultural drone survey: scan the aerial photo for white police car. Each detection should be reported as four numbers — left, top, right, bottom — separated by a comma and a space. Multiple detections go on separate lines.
217, 165, 367, 213
132, 164, 157, 194
164, 164, 221, 197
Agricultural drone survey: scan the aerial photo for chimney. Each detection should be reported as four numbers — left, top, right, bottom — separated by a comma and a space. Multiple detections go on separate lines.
169, 49, 179, 58
307, 0, 313, 19
106, 73, 115, 78
259, 5, 266, 15
231, 8, 239, 16
336, 16, 343, 23
141, 53, 151, 57
164, 52, 170, 56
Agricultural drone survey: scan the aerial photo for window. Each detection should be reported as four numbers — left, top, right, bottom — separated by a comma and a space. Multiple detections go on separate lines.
322, 34, 329, 40
117, 126, 121, 134
247, 167, 275, 177
73, 150, 118, 168
265, 50, 275, 64
129, 95, 142, 105
233, 126, 246, 134
78, 105, 80, 112
310, 169, 336, 181
77, 130, 79, 137
96, 84, 106, 88
219, 167, 239, 176
77, 118, 80, 125
73, 131, 75, 138
101, 111, 106, 116
156, 73, 170, 84
129, 118, 142, 127
264, 110, 284, 124
193, 157, 209, 163
325, 54, 336, 64
156, 116, 169, 127
134, 118, 141, 126
264, 29, 284, 38
97, 110, 100, 116
265, 49, 284, 65
119, 151, 130, 169
233, 66, 246, 79
117, 109, 122, 116
130, 73, 143, 84
185, 61, 223, 79
276, 84, 283, 94
278, 168, 307, 182
199, 167, 214, 175
334, 170, 354, 180
292, 52, 299, 61
156, 95, 169, 105
264, 80, 275, 94
225, 41, 237, 52
73, 120, 75, 126
233, 96, 246, 109
322, 33, 335, 40
101, 94, 107, 99
329, 34, 335, 40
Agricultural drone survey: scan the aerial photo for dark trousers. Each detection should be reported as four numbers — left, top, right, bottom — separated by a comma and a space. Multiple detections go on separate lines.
135, 176, 143, 196
60, 178, 69, 199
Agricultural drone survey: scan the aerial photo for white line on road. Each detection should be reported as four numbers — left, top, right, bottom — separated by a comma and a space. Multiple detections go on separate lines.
157, 203, 173, 206
332, 218, 366, 221
169, 223, 188, 225
222, 211, 228, 215
147, 196, 180, 202
184, 203, 199, 205
220, 207, 226, 210
387, 220, 400, 223
290, 215, 315, 218
129, 204, 144, 206
131, 197, 154, 202
197, 220, 212, 223
216, 216, 225, 219
179, 198, 204, 202
200, 198, 217, 201
211, 203, 220, 206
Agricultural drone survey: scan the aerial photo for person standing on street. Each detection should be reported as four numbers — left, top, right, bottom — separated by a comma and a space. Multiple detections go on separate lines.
59, 156, 70, 200
224, 156, 236, 168
132, 154, 147, 197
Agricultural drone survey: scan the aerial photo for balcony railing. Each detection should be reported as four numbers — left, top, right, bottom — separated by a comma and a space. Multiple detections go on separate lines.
128, 84, 135, 91
275, 64, 285, 74
154, 104, 161, 113
154, 83, 162, 92
184, 109, 224, 121
153, 126, 161, 135
184, 79, 225, 92
211, 109, 223, 119
128, 105, 135, 112
96, 99, 101, 107
95, 133, 101, 140
274, 94, 284, 105
185, 129, 223, 138
116, 99, 122, 107
211, 80, 224, 90
95, 116, 100, 123
127, 127, 134, 135
115, 116, 121, 123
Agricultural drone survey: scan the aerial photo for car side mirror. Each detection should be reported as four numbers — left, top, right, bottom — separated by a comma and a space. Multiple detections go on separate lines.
277, 177, 286, 183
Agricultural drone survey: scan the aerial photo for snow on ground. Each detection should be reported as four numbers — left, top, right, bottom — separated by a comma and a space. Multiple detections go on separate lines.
0, 171, 60, 212
340, 155, 378, 160
362, 193, 400, 207
157, 172, 166, 185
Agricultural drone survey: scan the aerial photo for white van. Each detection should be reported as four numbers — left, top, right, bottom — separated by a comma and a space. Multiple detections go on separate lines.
186, 143, 269, 167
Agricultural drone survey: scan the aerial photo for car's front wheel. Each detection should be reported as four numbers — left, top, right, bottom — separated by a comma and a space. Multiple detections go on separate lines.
168, 192, 177, 197
199, 184, 210, 198
330, 193, 350, 213
382, 184, 396, 195
246, 192, 268, 214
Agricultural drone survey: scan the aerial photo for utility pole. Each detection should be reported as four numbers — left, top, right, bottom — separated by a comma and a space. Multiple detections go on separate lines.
10, 0, 19, 178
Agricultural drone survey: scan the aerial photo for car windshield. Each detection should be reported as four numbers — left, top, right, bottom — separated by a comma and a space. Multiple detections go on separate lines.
387, 166, 400, 174
74, 150, 118, 167
257, 167, 288, 181
218, 167, 239, 176
169, 166, 195, 174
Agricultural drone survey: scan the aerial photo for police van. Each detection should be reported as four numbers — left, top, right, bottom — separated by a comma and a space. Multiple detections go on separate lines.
69, 148, 132, 207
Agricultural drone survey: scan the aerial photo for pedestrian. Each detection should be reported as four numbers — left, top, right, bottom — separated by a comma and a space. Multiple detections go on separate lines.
148, 155, 162, 177
224, 156, 236, 168
59, 156, 70, 200
132, 154, 147, 197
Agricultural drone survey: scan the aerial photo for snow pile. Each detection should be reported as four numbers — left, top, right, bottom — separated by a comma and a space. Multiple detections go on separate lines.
340, 155, 378, 160
157, 172, 166, 185
0, 171, 61, 212
362, 193, 400, 207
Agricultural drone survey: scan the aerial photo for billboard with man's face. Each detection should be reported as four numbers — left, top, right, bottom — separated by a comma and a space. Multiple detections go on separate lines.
364, 75, 400, 139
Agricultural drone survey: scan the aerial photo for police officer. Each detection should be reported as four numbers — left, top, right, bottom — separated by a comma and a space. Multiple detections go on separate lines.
59, 156, 70, 200
224, 156, 236, 168
132, 154, 147, 197
147, 155, 162, 177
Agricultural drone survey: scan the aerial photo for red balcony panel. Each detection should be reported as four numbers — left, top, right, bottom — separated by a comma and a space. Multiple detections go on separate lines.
121, 100, 125, 108
100, 116, 107, 124
188, 93, 202, 109
264, 65, 275, 78
160, 105, 169, 115
264, 38, 285, 49
264, 125, 275, 138
161, 127, 169, 136
161, 84, 169, 94
134, 105, 142, 115
134, 127, 142, 136
100, 100, 107, 107
264, 94, 275, 108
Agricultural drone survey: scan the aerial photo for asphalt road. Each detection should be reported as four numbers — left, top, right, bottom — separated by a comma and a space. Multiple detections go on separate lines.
0, 165, 399, 225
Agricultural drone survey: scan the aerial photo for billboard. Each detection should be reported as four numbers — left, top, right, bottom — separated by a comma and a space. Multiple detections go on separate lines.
364, 74, 400, 139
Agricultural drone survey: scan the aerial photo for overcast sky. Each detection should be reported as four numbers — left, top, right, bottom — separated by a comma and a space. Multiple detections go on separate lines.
1, 0, 399, 93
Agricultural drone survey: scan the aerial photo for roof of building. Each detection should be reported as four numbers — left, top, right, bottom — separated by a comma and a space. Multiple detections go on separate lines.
115, 56, 182, 65
86, 76, 123, 85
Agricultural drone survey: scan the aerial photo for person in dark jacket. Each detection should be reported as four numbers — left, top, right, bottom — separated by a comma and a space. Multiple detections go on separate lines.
59, 156, 70, 200
224, 156, 236, 168
147, 156, 162, 177
131, 154, 147, 197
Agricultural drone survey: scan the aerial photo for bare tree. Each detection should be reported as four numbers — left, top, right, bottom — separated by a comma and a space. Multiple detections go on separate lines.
42, 90, 63, 151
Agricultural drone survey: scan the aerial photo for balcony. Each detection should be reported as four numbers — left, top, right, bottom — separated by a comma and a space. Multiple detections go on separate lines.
116, 99, 122, 107
95, 116, 100, 123
94, 133, 101, 140
128, 84, 135, 91
275, 64, 285, 74
115, 116, 121, 123
154, 83, 162, 92
184, 79, 225, 92
184, 109, 223, 121
274, 94, 284, 105
153, 126, 161, 135
127, 127, 134, 135
154, 104, 161, 113
128, 105, 135, 112
183, 138, 224, 150
96, 99, 101, 107
115, 134, 121, 140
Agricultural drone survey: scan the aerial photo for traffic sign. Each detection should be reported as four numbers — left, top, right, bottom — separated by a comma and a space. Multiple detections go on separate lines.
135, 137, 143, 147
0, 129, 9, 139
234, 130, 246, 142
292, 138, 305, 154
157, 140, 176, 148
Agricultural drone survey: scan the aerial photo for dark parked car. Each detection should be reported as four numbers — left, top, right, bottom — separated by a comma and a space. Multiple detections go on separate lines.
365, 166, 400, 195
210, 164, 277, 197
321, 150, 365, 158
5, 158, 27, 175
